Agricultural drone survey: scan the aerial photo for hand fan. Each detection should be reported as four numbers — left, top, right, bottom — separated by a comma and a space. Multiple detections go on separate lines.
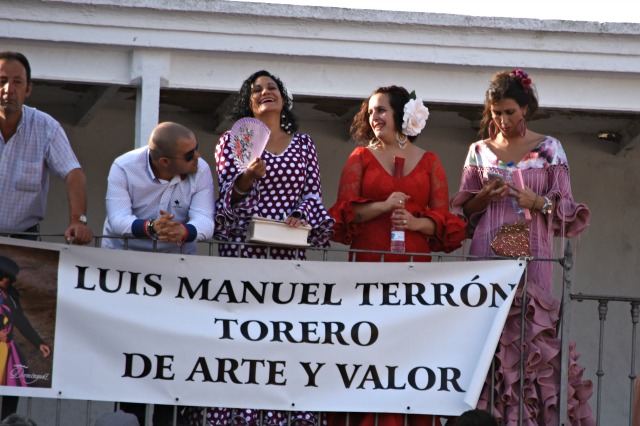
229, 117, 271, 170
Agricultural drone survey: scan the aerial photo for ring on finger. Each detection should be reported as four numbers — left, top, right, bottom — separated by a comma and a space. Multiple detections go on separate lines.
404, 220, 407, 225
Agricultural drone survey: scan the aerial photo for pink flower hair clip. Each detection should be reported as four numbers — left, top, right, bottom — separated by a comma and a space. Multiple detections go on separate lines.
512, 68, 532, 93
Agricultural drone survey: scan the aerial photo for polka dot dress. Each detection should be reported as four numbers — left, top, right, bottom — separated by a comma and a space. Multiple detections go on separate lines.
214, 132, 334, 259
188, 131, 333, 426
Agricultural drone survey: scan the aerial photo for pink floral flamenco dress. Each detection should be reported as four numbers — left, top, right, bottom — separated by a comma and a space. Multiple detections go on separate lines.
450, 136, 594, 426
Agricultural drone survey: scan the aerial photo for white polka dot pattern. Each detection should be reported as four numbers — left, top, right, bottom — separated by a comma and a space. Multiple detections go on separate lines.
214, 132, 334, 259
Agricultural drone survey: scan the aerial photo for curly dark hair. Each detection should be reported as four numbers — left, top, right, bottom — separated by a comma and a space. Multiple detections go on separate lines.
479, 69, 539, 139
350, 85, 418, 145
226, 70, 299, 134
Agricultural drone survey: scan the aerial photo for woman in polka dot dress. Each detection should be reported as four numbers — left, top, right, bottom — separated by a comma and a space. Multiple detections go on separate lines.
213, 70, 334, 260
182, 71, 333, 426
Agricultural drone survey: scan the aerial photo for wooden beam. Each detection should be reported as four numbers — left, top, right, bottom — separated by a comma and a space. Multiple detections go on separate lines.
74, 85, 120, 127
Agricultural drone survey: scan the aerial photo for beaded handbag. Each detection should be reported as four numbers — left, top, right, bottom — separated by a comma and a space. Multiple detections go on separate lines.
490, 221, 531, 257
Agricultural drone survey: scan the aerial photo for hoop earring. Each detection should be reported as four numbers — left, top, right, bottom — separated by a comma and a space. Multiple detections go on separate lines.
396, 132, 408, 150
368, 138, 382, 149
519, 118, 527, 139
489, 120, 499, 140
280, 112, 292, 134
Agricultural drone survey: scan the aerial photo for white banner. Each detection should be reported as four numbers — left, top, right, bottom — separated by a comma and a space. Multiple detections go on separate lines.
0, 238, 524, 417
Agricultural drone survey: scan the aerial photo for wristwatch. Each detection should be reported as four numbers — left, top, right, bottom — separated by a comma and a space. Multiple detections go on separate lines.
146, 219, 158, 240
540, 197, 553, 215
72, 214, 88, 225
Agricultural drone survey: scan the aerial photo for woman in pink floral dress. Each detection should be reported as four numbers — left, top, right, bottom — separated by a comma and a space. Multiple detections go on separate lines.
451, 69, 594, 425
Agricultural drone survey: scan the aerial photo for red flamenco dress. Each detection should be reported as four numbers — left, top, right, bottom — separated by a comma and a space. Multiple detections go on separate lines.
329, 147, 466, 261
327, 146, 467, 426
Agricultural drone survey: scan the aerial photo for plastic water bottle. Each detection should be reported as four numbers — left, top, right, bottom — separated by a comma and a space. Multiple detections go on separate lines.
390, 155, 406, 253
390, 219, 405, 253
506, 161, 525, 220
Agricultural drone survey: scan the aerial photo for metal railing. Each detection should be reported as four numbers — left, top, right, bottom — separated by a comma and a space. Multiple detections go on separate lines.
567, 293, 640, 426
0, 233, 634, 426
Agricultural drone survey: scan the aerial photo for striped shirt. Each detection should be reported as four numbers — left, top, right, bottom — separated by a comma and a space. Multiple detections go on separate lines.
102, 146, 215, 254
0, 105, 81, 233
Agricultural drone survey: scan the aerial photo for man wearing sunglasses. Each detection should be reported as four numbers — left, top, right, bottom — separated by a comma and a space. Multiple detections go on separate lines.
102, 121, 215, 254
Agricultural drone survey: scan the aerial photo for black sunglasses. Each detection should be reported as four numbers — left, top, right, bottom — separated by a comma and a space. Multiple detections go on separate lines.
163, 142, 199, 162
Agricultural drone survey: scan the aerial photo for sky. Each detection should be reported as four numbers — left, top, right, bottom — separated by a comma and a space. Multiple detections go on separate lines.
228, 0, 640, 24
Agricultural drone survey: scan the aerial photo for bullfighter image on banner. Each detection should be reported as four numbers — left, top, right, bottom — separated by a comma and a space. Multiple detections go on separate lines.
0, 244, 56, 391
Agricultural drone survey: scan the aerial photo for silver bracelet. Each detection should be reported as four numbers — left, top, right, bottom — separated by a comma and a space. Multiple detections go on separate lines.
540, 196, 553, 215
233, 182, 249, 195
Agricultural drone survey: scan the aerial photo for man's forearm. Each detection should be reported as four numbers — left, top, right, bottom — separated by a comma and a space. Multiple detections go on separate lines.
65, 168, 88, 221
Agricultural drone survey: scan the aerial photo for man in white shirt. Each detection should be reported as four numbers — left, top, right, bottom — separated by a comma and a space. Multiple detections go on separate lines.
0, 51, 92, 243
102, 121, 215, 254
102, 121, 215, 425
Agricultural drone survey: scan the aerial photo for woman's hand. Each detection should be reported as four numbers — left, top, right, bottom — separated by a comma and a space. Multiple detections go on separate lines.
232, 158, 266, 202
391, 208, 414, 230
284, 215, 307, 228
245, 157, 267, 181
478, 178, 510, 202
391, 208, 436, 236
506, 182, 538, 210
462, 178, 509, 217
385, 192, 410, 212
352, 192, 410, 224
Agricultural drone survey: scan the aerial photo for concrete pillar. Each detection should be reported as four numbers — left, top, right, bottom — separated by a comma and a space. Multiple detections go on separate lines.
130, 50, 171, 148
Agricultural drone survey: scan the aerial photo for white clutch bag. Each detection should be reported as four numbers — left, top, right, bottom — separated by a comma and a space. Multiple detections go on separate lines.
246, 216, 311, 247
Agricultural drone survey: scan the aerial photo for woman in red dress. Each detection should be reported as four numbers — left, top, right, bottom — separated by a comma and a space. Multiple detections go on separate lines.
329, 86, 466, 262
327, 86, 467, 425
